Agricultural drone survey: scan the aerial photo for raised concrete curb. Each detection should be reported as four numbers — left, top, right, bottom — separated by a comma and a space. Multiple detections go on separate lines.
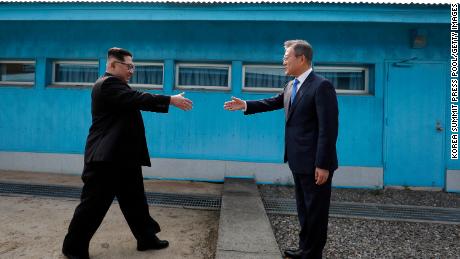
215, 178, 282, 259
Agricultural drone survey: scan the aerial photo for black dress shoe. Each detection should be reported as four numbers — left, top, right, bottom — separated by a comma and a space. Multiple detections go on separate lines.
284, 248, 304, 258
62, 251, 90, 259
137, 235, 169, 251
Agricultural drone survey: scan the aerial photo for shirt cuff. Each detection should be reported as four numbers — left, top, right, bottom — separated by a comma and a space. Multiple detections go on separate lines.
243, 101, 247, 112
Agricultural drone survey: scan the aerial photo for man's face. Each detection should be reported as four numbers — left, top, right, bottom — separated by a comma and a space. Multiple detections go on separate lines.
112, 56, 134, 83
283, 47, 302, 77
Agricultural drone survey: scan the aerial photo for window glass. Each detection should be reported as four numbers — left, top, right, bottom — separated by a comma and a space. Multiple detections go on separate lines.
0, 61, 35, 85
176, 64, 230, 89
53, 61, 98, 85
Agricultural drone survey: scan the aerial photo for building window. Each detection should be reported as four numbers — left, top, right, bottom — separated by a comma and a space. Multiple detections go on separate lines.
176, 63, 230, 90
130, 62, 163, 89
52, 61, 99, 87
0, 60, 35, 86
315, 66, 368, 94
243, 64, 369, 94
243, 65, 292, 92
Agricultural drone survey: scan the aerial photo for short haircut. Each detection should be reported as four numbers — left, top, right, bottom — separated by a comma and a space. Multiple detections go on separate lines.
107, 47, 132, 62
284, 40, 313, 63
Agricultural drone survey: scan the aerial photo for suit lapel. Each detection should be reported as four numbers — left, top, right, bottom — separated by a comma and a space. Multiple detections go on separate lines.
287, 72, 315, 121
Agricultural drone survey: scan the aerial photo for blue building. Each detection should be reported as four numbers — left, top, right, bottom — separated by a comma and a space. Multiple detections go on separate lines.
0, 2, 457, 191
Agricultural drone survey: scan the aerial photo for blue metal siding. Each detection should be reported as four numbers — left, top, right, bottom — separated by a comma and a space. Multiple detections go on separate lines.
0, 17, 451, 180
0, 3, 449, 24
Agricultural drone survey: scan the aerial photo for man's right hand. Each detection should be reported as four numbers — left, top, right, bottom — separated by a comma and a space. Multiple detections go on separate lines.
223, 96, 246, 111
170, 92, 193, 111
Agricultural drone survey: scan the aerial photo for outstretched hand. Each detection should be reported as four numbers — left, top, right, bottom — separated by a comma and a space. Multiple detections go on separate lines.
170, 92, 193, 111
223, 96, 246, 111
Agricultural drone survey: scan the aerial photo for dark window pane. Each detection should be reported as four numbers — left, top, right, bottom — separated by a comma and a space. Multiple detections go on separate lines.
317, 70, 366, 91
244, 66, 292, 88
178, 66, 229, 87
131, 65, 163, 85
54, 63, 98, 83
0, 63, 35, 83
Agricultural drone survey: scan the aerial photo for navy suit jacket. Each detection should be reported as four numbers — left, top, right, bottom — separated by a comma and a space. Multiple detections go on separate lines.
245, 71, 339, 174
84, 73, 171, 167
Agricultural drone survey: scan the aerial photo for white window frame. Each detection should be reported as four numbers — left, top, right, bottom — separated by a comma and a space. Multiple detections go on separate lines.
130, 62, 164, 89
0, 60, 36, 86
175, 63, 231, 91
315, 65, 369, 95
242, 64, 289, 92
51, 60, 99, 87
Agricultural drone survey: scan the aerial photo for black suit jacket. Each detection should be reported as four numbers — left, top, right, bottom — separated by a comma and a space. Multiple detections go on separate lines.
84, 73, 171, 167
245, 71, 338, 174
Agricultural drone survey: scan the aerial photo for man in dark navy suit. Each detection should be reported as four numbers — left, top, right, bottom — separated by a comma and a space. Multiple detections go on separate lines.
224, 40, 338, 259
62, 47, 193, 259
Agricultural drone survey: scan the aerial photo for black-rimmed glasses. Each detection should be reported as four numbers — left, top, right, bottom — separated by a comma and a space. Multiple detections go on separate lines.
115, 61, 135, 71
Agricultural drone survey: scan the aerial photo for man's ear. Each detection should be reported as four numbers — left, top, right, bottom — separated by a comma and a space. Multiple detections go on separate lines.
301, 56, 308, 65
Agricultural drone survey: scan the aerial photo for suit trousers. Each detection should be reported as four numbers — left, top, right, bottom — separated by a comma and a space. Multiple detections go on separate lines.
62, 162, 160, 256
292, 172, 333, 259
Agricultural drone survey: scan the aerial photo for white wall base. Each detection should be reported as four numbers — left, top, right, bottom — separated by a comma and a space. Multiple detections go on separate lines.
332, 166, 383, 189
446, 170, 460, 193
0, 151, 383, 188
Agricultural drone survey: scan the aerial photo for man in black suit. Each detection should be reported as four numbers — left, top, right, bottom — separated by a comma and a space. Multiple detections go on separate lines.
224, 40, 338, 259
62, 47, 193, 259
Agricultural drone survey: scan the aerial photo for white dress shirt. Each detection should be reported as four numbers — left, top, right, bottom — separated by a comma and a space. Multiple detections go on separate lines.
293, 67, 312, 94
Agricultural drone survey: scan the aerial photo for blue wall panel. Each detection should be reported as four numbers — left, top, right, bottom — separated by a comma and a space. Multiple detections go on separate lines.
0, 19, 450, 170
0, 3, 449, 24
0, 87, 91, 153
143, 92, 285, 162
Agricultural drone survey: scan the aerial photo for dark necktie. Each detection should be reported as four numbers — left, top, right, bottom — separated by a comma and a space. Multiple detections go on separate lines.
290, 79, 299, 105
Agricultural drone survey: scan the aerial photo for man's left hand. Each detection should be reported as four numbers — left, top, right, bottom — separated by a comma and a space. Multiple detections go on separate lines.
315, 168, 329, 185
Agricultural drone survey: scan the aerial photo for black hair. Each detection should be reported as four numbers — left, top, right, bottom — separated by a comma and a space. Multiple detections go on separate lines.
107, 47, 132, 61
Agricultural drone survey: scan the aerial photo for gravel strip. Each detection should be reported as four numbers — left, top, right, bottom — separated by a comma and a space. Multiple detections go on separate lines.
269, 214, 460, 258
259, 185, 460, 208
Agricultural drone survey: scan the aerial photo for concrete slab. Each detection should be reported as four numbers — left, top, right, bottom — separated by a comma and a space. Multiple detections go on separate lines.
216, 178, 281, 259
222, 178, 260, 197
220, 195, 265, 213
216, 250, 281, 259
